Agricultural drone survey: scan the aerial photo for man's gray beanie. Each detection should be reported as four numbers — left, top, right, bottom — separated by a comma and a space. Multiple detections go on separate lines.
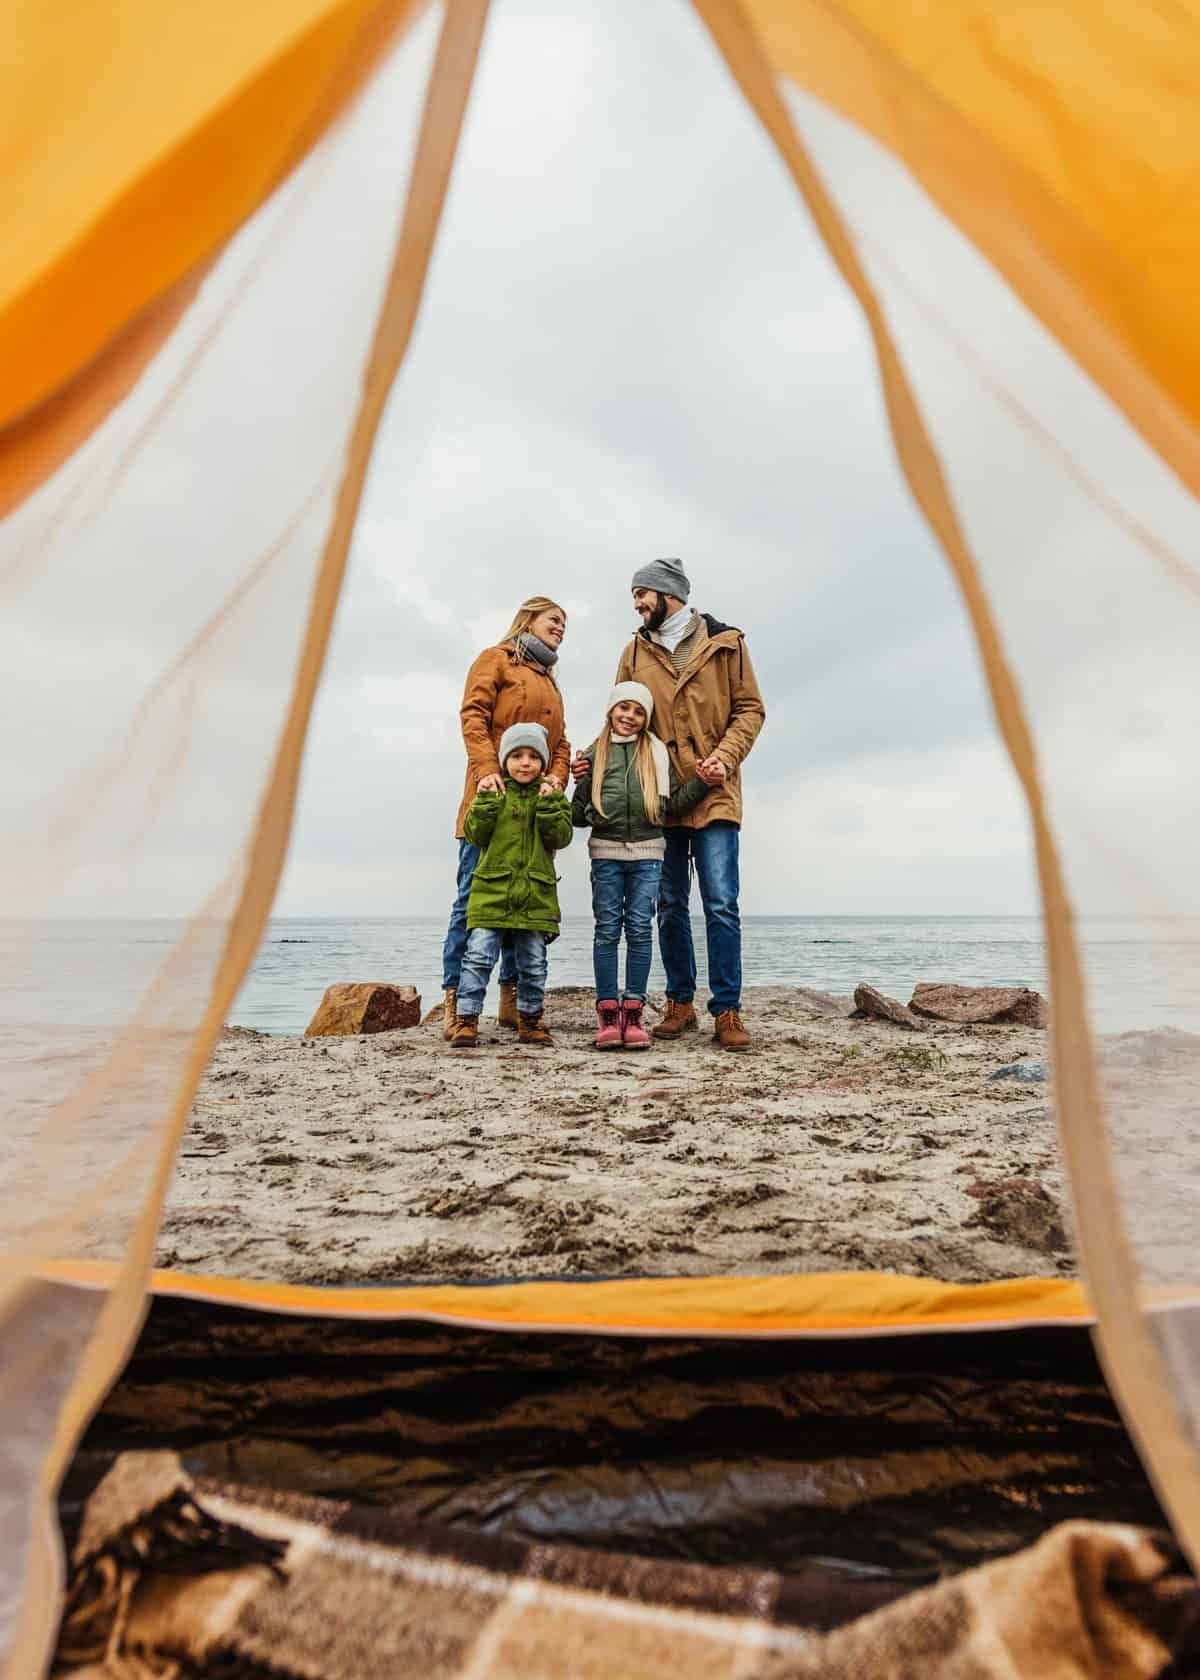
499, 721, 550, 771
631, 557, 691, 602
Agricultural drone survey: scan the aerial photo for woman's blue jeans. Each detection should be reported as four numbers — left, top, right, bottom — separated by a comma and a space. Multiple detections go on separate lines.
442, 839, 516, 991
590, 858, 662, 1001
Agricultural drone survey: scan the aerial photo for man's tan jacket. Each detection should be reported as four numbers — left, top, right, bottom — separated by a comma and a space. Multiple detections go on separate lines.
614, 614, 765, 829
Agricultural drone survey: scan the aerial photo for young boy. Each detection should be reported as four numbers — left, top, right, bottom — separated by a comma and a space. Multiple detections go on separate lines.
451, 722, 573, 1049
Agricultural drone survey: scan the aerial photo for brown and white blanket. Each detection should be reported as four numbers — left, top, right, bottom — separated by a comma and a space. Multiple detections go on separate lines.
55, 1451, 1199, 1679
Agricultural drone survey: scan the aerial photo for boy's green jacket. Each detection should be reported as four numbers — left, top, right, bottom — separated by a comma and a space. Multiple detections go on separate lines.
463, 781, 573, 938
570, 740, 708, 842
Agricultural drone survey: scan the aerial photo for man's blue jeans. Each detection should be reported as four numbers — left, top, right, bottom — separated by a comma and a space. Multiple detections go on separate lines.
458, 928, 547, 1018
442, 839, 516, 991
657, 821, 741, 1015
590, 858, 662, 1002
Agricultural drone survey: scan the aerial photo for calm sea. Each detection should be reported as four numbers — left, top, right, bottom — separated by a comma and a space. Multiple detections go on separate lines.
226, 916, 1194, 1036
5, 917, 1199, 1037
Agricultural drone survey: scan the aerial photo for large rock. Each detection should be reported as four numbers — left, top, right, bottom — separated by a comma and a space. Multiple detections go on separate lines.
850, 984, 926, 1031
910, 984, 1048, 1028
305, 983, 421, 1037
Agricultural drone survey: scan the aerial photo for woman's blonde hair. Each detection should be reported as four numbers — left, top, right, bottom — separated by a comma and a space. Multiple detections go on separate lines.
501, 596, 567, 684
590, 702, 659, 821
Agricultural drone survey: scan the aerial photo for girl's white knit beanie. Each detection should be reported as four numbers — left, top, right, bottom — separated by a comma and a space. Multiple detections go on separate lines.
606, 681, 655, 723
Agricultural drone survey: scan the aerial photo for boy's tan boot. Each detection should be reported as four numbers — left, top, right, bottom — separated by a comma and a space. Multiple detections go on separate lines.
713, 1009, 750, 1052
652, 998, 698, 1040
498, 982, 519, 1030
450, 1014, 478, 1050
518, 1011, 553, 1046
441, 988, 458, 1041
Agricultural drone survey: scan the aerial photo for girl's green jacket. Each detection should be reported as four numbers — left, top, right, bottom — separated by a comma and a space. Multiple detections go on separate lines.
463, 781, 573, 939
570, 740, 708, 843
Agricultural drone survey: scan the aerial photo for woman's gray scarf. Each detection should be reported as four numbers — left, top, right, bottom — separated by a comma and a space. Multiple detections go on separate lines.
514, 630, 558, 669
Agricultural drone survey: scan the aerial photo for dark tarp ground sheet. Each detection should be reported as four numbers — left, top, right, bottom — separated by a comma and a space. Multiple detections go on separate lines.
61, 1296, 1166, 1583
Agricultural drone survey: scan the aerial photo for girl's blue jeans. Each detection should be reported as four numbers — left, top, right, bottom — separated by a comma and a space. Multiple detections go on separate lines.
590, 858, 662, 1002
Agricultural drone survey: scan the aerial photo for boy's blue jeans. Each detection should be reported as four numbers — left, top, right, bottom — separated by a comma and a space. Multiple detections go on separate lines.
457, 928, 548, 1018
442, 839, 517, 991
590, 858, 662, 1001
657, 821, 742, 1015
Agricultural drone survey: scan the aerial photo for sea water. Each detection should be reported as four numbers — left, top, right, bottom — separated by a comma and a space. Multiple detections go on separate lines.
4, 915, 1198, 1037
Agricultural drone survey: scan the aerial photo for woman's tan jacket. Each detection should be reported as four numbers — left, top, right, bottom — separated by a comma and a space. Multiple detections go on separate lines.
455, 644, 570, 838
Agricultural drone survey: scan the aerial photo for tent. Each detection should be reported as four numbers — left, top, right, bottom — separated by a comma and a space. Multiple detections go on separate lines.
4, 0, 1200, 1672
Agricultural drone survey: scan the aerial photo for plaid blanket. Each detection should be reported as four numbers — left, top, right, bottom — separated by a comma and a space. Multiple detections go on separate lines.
55, 1451, 1199, 1679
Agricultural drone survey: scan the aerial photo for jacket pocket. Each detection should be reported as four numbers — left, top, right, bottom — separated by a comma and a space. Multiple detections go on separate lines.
472, 866, 512, 883
529, 866, 561, 886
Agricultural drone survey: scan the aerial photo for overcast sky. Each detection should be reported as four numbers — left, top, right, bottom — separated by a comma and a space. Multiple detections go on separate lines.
1, 0, 1075, 927
274, 0, 1039, 920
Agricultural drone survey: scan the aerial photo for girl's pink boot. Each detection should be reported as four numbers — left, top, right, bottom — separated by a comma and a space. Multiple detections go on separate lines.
620, 999, 651, 1050
595, 999, 622, 1049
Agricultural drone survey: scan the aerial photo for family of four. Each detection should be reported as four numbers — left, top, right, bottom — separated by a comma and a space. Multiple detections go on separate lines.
438, 559, 766, 1053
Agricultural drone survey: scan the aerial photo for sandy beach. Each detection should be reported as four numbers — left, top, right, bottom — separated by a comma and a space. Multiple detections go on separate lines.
160, 985, 1071, 1285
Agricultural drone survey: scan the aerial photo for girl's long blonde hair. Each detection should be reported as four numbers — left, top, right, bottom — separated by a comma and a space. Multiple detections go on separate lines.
501, 595, 566, 685
590, 705, 660, 821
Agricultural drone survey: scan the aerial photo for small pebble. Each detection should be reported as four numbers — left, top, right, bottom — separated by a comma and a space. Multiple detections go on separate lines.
988, 1061, 1048, 1084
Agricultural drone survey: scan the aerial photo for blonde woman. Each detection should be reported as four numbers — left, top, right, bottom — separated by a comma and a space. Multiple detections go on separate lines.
570, 682, 717, 1050
438, 597, 571, 1038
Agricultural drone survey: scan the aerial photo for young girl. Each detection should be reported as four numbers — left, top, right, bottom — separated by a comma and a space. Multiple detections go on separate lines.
453, 722, 573, 1051
571, 683, 714, 1049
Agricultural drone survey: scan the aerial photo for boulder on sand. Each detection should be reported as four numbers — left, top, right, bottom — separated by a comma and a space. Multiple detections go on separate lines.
305, 983, 421, 1037
910, 984, 1047, 1027
850, 984, 926, 1031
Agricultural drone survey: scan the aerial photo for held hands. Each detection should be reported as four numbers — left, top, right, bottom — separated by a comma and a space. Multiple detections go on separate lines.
569, 752, 589, 781
477, 772, 505, 794
539, 778, 560, 798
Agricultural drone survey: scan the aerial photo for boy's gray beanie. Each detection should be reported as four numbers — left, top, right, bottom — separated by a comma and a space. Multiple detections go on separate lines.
499, 721, 550, 771
631, 557, 691, 602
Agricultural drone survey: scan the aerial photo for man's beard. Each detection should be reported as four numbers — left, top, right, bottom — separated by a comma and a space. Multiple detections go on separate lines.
643, 594, 669, 632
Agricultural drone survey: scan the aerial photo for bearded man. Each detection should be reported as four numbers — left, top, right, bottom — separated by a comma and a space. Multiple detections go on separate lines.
577, 557, 765, 1050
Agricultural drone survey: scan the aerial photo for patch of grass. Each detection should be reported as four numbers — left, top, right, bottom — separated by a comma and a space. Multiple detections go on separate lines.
838, 1045, 863, 1061
884, 1044, 949, 1073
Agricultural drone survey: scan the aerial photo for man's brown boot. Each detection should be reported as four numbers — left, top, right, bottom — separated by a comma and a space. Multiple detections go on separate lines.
713, 1009, 750, 1052
518, 1011, 553, 1046
441, 987, 458, 1041
450, 1014, 478, 1050
652, 998, 698, 1040
498, 981, 519, 1030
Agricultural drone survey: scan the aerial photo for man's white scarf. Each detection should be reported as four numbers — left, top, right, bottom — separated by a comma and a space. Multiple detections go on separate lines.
651, 604, 696, 654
